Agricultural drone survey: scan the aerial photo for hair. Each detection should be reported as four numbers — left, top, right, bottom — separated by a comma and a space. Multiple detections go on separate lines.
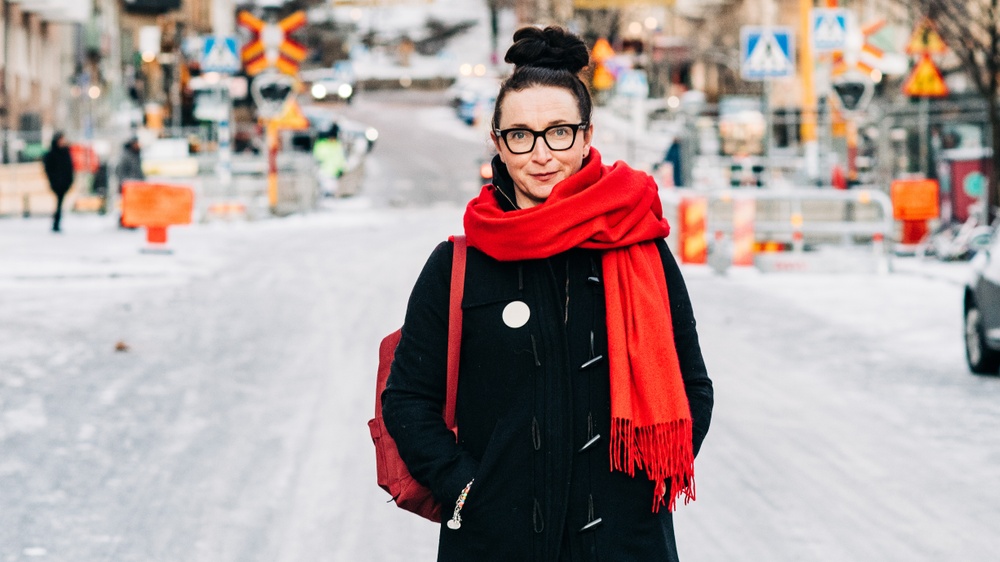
50, 131, 64, 150
492, 26, 593, 131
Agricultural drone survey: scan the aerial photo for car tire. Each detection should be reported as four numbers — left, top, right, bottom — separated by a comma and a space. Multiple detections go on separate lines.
965, 303, 1000, 374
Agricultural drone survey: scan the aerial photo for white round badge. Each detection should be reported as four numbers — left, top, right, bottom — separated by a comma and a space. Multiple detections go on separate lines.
502, 301, 531, 329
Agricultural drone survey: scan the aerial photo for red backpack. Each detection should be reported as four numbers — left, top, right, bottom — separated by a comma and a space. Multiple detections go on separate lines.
368, 235, 466, 522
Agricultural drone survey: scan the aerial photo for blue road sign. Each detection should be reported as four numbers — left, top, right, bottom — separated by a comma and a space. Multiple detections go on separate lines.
617, 69, 649, 98
811, 8, 848, 53
740, 26, 795, 81
202, 36, 241, 74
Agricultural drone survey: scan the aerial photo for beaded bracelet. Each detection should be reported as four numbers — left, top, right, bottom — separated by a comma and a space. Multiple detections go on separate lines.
447, 479, 474, 530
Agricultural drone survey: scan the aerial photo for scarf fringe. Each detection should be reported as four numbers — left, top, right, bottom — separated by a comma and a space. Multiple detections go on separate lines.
611, 417, 696, 512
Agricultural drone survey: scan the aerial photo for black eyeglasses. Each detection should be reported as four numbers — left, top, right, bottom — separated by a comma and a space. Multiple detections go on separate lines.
494, 123, 588, 154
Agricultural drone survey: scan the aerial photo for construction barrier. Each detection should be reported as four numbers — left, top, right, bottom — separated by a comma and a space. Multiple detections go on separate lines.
731, 198, 756, 266
890, 178, 939, 245
661, 187, 895, 274
678, 197, 708, 264
121, 181, 194, 246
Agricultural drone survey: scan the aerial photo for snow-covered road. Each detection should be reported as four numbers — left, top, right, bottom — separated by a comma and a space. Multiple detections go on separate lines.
2, 206, 998, 561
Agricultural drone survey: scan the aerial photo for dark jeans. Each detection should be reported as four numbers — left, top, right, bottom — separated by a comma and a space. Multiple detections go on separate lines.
52, 190, 66, 231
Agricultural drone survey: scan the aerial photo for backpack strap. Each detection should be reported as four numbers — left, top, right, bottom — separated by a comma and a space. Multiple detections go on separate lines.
443, 235, 466, 433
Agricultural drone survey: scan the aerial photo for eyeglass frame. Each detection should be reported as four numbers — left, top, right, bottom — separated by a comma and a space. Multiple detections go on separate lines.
492, 122, 590, 155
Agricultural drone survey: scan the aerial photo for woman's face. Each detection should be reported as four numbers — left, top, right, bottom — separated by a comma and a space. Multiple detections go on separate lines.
492, 86, 593, 209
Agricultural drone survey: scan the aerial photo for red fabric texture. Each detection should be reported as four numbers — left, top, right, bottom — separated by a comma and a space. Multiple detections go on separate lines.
463, 149, 695, 511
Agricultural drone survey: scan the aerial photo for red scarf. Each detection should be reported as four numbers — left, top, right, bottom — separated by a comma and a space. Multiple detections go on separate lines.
464, 149, 695, 512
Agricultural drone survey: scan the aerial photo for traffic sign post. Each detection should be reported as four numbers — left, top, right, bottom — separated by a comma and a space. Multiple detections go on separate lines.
740, 27, 795, 189
810, 8, 848, 53
906, 18, 947, 56
251, 72, 298, 212
616, 69, 649, 164
902, 19, 949, 179
740, 26, 796, 81
202, 36, 241, 74
830, 71, 875, 116
238, 10, 308, 77
903, 54, 948, 98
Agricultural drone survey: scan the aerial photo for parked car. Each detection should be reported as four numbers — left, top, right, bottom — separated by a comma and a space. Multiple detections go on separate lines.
963, 229, 1000, 373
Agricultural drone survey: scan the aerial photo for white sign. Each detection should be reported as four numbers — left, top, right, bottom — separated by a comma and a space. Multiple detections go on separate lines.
202, 36, 241, 74
250, 72, 296, 119
830, 71, 875, 115
617, 69, 649, 98
741, 27, 795, 81
811, 8, 848, 53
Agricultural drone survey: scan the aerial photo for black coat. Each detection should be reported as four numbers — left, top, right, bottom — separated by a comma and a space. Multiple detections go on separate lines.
43, 145, 74, 195
383, 230, 713, 561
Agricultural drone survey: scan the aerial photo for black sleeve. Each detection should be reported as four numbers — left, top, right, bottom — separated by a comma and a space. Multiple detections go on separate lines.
656, 238, 713, 457
381, 241, 479, 507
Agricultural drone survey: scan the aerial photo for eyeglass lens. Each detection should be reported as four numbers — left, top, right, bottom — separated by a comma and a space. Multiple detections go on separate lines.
503, 125, 579, 154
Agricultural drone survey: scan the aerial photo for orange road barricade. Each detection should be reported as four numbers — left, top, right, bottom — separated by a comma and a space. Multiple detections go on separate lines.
121, 181, 195, 248
731, 198, 756, 266
678, 197, 708, 264
890, 178, 939, 245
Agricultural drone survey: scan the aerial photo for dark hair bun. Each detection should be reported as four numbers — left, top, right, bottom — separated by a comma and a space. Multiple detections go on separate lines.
505, 26, 589, 74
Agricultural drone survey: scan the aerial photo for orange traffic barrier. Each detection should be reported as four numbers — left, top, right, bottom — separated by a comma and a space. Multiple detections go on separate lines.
890, 178, 939, 244
678, 197, 708, 264
69, 144, 100, 173
731, 198, 756, 266
121, 181, 194, 245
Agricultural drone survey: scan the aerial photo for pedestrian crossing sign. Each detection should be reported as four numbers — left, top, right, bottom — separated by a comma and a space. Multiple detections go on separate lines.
202, 36, 241, 74
810, 8, 848, 53
741, 27, 795, 81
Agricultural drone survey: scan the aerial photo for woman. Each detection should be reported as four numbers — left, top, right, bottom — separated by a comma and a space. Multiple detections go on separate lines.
42, 132, 74, 232
383, 26, 713, 561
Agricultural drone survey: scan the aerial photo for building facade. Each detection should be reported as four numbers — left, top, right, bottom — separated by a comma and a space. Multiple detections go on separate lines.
1, 0, 86, 161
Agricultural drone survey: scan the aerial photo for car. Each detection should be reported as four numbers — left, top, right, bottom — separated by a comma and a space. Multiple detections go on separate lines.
448, 75, 499, 126
963, 228, 1000, 373
302, 61, 356, 104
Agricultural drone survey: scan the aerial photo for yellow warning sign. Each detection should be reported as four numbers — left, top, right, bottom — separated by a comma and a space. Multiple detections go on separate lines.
592, 63, 615, 91
903, 55, 948, 97
906, 18, 947, 55
591, 37, 614, 64
272, 97, 310, 130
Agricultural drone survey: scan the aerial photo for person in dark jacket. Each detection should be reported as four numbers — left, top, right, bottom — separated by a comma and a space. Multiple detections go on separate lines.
42, 132, 74, 232
382, 26, 713, 562
115, 137, 145, 228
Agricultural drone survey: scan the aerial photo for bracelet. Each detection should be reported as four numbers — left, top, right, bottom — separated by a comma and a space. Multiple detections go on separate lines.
446, 479, 474, 530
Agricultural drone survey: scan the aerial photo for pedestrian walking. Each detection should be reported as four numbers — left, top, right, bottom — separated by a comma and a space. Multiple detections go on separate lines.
313, 123, 346, 197
115, 137, 145, 228
382, 26, 713, 561
42, 132, 74, 232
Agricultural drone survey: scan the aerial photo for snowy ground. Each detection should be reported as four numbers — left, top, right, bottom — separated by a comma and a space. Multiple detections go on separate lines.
2, 203, 999, 560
